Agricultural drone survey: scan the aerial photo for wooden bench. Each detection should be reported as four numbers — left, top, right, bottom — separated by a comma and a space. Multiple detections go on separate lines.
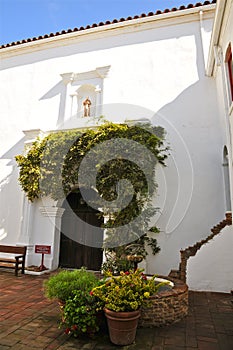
0, 245, 27, 276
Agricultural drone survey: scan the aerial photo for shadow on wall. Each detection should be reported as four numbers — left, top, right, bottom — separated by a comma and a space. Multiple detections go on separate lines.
30, 18, 211, 129
0, 21, 209, 71
39, 80, 66, 127
0, 13, 226, 274
147, 75, 226, 275
0, 79, 226, 273
0, 136, 26, 244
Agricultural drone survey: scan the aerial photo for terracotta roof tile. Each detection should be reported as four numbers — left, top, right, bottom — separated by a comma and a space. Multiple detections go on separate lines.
0, 1, 216, 50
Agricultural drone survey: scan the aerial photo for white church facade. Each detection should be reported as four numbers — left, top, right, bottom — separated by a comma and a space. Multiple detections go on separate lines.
0, 0, 233, 292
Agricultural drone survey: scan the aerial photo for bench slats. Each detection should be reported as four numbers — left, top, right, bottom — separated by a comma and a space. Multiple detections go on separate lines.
0, 245, 27, 276
0, 258, 22, 263
0, 245, 26, 255
0, 257, 24, 263
0, 262, 18, 268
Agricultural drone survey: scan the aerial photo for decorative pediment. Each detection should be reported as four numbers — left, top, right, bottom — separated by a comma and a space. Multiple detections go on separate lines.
60, 65, 110, 84
60, 66, 110, 121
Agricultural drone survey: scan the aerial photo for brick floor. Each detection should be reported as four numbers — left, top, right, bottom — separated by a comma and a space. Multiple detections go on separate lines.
0, 270, 232, 349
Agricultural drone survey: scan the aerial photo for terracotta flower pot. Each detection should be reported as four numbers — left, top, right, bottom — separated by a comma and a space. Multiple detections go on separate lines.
104, 308, 141, 346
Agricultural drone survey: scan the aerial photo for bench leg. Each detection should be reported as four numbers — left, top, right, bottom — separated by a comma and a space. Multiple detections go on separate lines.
15, 259, 19, 276
22, 259, 25, 274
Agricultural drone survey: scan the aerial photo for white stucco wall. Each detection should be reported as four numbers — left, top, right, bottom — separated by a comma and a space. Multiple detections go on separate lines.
184, 0, 233, 292
214, 0, 233, 213
1, 5, 229, 288
187, 225, 233, 292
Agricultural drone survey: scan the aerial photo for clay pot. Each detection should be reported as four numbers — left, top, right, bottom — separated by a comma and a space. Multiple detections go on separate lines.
104, 308, 140, 345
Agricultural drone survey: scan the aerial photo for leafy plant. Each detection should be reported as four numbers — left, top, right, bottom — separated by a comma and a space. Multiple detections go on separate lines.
101, 254, 134, 275
102, 233, 161, 275
44, 268, 99, 302
15, 122, 167, 202
44, 268, 103, 337
61, 286, 103, 337
91, 269, 165, 312
16, 121, 168, 261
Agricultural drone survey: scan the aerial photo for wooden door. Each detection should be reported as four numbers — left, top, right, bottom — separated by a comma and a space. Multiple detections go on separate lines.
59, 191, 103, 270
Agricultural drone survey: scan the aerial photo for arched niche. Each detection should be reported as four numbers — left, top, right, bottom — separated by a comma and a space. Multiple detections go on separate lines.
76, 84, 96, 117
61, 66, 110, 121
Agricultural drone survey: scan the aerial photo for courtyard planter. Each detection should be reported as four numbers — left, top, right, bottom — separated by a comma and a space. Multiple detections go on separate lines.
44, 268, 102, 337
104, 308, 141, 345
91, 269, 166, 345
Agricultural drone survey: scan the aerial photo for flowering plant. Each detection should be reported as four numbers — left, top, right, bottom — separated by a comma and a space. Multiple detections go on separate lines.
61, 289, 102, 337
91, 269, 165, 312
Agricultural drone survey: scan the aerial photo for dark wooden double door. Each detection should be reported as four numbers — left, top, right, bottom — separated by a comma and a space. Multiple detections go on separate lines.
59, 191, 103, 270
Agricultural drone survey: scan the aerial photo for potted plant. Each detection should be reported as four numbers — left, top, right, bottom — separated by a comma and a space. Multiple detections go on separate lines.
44, 267, 103, 336
60, 284, 105, 337
91, 269, 165, 345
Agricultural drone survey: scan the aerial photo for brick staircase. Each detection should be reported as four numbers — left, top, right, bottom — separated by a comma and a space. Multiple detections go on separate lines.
169, 212, 232, 282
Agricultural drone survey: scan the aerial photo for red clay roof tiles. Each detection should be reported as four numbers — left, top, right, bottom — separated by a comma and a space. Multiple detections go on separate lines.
0, 1, 216, 50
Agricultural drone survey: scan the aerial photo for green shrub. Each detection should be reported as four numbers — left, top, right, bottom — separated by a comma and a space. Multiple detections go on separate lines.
61, 289, 103, 337
44, 267, 99, 302
44, 268, 104, 337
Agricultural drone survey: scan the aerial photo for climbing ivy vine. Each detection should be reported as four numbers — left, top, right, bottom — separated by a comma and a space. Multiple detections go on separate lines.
15, 121, 168, 263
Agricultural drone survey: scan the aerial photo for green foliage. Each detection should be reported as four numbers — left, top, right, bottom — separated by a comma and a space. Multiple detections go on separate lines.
102, 231, 161, 275
15, 137, 47, 200
44, 269, 103, 337
91, 269, 165, 312
145, 236, 161, 255
16, 121, 168, 262
101, 255, 134, 275
61, 285, 103, 337
15, 121, 167, 202
43, 268, 99, 302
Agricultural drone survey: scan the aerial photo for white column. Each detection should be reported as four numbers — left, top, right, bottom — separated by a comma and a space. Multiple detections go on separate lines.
17, 129, 46, 264
39, 206, 65, 270
95, 86, 102, 117
70, 92, 78, 117
17, 195, 35, 266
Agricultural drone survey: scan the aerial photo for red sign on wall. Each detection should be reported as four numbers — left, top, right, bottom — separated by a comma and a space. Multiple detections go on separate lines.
35, 245, 51, 254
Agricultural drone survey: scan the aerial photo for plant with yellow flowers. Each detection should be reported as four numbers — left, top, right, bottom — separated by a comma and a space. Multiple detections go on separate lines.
91, 269, 165, 312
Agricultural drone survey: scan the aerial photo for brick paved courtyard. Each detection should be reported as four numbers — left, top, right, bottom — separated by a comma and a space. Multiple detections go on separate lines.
0, 270, 232, 349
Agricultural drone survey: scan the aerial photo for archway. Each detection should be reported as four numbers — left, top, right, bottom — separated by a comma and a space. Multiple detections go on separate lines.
59, 189, 104, 270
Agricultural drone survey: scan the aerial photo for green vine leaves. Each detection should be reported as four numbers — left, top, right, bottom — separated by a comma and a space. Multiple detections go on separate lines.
15, 121, 168, 251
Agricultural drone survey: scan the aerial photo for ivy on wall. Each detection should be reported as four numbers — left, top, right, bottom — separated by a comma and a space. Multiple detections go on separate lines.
15, 121, 168, 260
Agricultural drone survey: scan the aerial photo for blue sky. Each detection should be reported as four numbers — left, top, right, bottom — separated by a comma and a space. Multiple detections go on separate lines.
0, 0, 197, 45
